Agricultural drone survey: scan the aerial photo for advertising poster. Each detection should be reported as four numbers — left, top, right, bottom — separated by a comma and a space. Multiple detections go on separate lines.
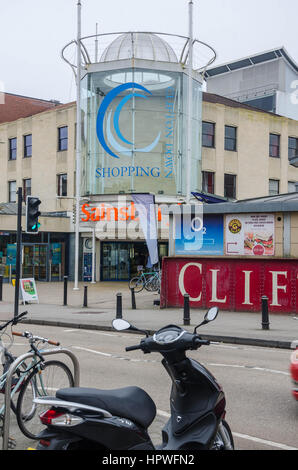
20, 278, 39, 303
6, 244, 17, 266
175, 214, 224, 256
225, 214, 275, 256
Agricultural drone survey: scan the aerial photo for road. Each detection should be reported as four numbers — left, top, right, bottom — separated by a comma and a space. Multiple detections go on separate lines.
2, 324, 298, 451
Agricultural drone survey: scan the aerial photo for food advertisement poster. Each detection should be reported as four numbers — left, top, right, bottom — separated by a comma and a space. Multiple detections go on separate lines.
20, 278, 39, 303
225, 214, 274, 256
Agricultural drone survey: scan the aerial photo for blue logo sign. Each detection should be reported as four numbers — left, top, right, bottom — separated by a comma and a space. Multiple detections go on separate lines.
96, 82, 161, 159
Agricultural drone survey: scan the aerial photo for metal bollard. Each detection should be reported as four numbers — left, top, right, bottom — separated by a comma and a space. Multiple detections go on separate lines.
261, 295, 270, 330
63, 276, 68, 306
0, 275, 3, 301
183, 293, 190, 326
131, 287, 136, 310
116, 293, 122, 319
83, 285, 88, 307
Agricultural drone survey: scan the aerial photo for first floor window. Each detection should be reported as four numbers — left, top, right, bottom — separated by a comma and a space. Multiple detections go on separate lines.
224, 174, 236, 199
24, 134, 32, 158
269, 133, 280, 158
23, 178, 31, 200
57, 173, 67, 196
9, 181, 16, 202
202, 122, 215, 148
288, 181, 297, 193
225, 126, 237, 151
9, 137, 17, 160
58, 126, 68, 151
202, 171, 215, 194
269, 179, 279, 195
289, 137, 298, 160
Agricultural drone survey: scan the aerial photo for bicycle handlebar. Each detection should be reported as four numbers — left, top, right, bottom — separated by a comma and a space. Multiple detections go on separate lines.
0, 311, 28, 331
12, 331, 60, 346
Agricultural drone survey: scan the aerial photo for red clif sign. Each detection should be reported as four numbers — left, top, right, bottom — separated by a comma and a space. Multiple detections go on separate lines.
160, 257, 298, 313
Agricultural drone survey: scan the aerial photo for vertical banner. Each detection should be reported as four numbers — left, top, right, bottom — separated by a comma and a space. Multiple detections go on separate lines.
131, 194, 159, 265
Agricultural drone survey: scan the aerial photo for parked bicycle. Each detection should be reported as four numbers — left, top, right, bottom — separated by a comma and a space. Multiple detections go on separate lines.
0, 311, 74, 441
129, 268, 161, 293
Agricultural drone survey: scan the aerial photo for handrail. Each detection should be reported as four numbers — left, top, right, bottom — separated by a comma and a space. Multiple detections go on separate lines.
2, 347, 80, 450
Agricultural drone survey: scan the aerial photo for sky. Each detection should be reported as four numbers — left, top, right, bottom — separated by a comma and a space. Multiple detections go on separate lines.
0, 0, 297, 104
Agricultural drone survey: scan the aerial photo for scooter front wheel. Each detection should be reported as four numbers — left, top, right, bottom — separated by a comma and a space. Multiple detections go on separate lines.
211, 420, 234, 450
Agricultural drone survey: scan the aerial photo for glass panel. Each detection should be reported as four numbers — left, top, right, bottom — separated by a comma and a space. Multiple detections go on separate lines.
81, 67, 202, 196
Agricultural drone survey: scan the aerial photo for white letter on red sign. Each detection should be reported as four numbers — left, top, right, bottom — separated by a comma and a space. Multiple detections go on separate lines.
178, 263, 202, 301
243, 271, 253, 305
269, 271, 287, 306
210, 269, 227, 303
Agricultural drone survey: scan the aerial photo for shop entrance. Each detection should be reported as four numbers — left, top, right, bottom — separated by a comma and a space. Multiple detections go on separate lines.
22, 244, 47, 281
101, 242, 168, 281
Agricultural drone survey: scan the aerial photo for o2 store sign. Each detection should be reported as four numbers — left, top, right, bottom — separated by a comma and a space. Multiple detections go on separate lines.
160, 257, 298, 313
95, 82, 175, 180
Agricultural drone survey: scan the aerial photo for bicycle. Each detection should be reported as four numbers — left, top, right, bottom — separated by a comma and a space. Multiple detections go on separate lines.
0, 311, 74, 441
129, 268, 161, 293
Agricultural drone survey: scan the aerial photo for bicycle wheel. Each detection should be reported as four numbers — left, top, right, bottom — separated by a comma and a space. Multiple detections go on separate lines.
0, 355, 27, 415
145, 276, 160, 292
16, 360, 74, 440
129, 277, 144, 293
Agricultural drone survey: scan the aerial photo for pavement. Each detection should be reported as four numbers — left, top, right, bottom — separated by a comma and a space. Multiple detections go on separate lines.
0, 281, 298, 350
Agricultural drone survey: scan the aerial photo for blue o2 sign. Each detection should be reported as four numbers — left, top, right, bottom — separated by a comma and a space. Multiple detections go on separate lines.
96, 82, 161, 159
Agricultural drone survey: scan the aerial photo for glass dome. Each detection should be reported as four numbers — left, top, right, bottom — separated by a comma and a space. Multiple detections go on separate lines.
100, 32, 178, 63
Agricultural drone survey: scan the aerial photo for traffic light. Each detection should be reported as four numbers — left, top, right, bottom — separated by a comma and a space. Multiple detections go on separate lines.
26, 196, 41, 233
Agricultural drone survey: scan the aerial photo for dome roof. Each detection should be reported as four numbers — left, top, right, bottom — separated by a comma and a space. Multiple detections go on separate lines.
100, 32, 178, 63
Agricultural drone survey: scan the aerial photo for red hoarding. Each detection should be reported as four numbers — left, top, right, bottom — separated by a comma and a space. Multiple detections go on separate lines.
160, 257, 298, 313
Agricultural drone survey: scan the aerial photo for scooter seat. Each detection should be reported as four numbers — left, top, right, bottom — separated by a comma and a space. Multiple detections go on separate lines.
56, 386, 156, 429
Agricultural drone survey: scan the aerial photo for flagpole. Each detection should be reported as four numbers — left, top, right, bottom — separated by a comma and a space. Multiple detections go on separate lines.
74, 0, 82, 290
186, 0, 193, 204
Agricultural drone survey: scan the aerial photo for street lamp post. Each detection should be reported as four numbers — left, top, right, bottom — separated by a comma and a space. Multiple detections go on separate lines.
74, 0, 82, 290
186, 0, 194, 204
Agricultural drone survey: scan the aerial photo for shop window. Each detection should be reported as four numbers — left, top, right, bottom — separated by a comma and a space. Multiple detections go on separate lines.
58, 126, 68, 151
9, 138, 17, 160
23, 178, 31, 200
224, 174, 236, 199
225, 126, 237, 151
269, 179, 279, 195
57, 173, 67, 196
288, 137, 298, 160
202, 122, 215, 148
269, 133, 280, 158
288, 181, 297, 193
8, 181, 16, 202
202, 171, 215, 194
24, 134, 32, 158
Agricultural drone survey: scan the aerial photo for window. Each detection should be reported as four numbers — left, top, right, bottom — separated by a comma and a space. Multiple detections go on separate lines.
288, 181, 297, 193
269, 133, 280, 158
23, 178, 31, 200
225, 126, 237, 151
289, 137, 298, 160
8, 181, 16, 202
202, 122, 215, 148
202, 171, 215, 194
9, 138, 17, 160
269, 179, 279, 195
24, 134, 32, 158
58, 126, 68, 151
57, 173, 67, 196
224, 174, 236, 199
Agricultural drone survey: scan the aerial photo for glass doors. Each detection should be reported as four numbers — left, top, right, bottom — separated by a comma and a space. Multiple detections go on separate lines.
22, 244, 47, 281
101, 242, 131, 281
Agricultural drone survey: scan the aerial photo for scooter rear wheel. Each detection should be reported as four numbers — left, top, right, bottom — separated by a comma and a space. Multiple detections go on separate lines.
211, 420, 234, 450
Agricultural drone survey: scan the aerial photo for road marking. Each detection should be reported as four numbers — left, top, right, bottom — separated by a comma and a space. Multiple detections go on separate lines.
72, 346, 158, 363
156, 410, 298, 450
207, 362, 289, 376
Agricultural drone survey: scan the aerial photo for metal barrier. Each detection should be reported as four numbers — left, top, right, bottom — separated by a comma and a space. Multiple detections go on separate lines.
2, 347, 80, 450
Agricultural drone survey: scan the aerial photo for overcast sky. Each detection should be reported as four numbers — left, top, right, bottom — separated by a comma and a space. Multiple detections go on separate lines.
0, 0, 297, 103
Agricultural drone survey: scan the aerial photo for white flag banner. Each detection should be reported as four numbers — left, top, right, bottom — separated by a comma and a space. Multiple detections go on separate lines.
131, 194, 159, 265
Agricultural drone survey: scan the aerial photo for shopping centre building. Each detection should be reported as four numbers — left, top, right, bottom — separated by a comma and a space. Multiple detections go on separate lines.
0, 33, 298, 282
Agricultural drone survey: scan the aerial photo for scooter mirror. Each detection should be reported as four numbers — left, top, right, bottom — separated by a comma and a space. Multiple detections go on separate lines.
204, 307, 219, 323
112, 319, 131, 331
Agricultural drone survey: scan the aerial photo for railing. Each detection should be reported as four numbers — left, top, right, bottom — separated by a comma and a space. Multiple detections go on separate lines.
2, 347, 80, 450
